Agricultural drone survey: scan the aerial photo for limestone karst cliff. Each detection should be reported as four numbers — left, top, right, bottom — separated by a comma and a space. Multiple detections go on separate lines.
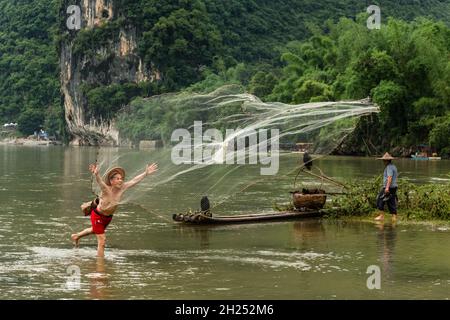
59, 0, 159, 145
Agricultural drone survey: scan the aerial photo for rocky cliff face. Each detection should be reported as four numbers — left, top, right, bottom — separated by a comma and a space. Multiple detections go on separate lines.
60, 0, 159, 145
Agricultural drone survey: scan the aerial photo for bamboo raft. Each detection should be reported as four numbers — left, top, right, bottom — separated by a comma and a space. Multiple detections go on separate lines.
172, 210, 324, 225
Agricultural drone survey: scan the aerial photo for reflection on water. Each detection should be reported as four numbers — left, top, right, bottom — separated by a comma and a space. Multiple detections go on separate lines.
375, 222, 397, 280
173, 225, 212, 248
293, 219, 326, 242
0, 146, 449, 299
87, 257, 110, 300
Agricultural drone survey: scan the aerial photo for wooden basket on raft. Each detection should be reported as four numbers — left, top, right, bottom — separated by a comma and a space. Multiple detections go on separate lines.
291, 189, 326, 210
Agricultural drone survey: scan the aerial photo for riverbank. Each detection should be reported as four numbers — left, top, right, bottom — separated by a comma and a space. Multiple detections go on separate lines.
0, 137, 63, 146
324, 177, 450, 222
276, 174, 450, 223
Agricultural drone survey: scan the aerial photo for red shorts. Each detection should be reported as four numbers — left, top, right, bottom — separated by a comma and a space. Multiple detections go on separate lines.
90, 209, 113, 234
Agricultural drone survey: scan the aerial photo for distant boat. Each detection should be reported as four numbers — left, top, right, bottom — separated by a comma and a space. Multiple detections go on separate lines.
294, 142, 314, 153
411, 154, 429, 160
411, 154, 441, 160
411, 145, 441, 160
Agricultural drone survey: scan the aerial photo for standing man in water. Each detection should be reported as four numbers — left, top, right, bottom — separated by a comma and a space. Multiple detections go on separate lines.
71, 162, 158, 257
375, 152, 398, 221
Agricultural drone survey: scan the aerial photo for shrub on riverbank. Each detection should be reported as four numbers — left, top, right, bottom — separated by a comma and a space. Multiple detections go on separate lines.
327, 177, 450, 221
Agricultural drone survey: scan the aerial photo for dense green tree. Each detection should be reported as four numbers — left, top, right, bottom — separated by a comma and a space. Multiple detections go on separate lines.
267, 16, 450, 154
138, 2, 222, 89
44, 103, 66, 138
85, 83, 144, 119
429, 114, 450, 156
0, 0, 61, 136
18, 108, 45, 135
248, 71, 277, 100
371, 80, 407, 136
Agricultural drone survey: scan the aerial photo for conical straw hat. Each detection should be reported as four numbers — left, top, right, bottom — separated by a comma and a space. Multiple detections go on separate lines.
377, 152, 395, 160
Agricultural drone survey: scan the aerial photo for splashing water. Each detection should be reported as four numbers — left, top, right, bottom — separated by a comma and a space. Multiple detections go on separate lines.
92, 85, 379, 217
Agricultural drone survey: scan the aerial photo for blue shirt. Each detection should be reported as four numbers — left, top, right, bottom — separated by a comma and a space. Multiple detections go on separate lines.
383, 163, 398, 188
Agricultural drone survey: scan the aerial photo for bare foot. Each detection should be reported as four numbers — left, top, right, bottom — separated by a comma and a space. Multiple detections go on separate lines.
374, 214, 384, 221
71, 234, 80, 247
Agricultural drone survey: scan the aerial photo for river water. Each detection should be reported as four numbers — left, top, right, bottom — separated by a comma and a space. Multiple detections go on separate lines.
0, 145, 449, 299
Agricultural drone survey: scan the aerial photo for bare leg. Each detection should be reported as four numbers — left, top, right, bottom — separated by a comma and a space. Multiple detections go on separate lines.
71, 227, 93, 247
96, 233, 106, 257
391, 213, 397, 222
96, 256, 105, 273
374, 220, 384, 230
374, 211, 385, 221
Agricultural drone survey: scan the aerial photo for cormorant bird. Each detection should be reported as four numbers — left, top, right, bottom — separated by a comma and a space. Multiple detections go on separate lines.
200, 196, 211, 216
303, 152, 313, 170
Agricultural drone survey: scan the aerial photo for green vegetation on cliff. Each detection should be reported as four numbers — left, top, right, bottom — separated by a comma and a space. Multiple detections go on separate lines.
0, 0, 64, 137
117, 16, 450, 157
1, 0, 449, 151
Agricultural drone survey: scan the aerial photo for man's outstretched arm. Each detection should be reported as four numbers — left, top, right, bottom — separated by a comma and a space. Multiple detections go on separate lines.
90, 163, 108, 192
123, 163, 158, 190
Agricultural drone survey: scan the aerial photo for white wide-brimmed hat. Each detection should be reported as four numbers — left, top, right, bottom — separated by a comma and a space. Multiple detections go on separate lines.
103, 167, 125, 186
